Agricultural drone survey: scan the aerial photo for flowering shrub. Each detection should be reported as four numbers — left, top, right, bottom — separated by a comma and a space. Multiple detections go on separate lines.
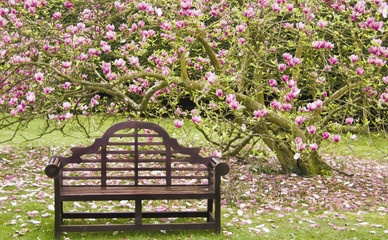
0, 0, 387, 175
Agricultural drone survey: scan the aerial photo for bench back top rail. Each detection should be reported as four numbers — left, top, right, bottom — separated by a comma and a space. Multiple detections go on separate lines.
58, 121, 213, 187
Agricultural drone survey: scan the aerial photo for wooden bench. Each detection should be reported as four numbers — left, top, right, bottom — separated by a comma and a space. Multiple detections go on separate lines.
45, 121, 229, 238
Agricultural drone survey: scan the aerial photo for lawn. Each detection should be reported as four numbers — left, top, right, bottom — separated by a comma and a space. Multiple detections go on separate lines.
0, 119, 387, 239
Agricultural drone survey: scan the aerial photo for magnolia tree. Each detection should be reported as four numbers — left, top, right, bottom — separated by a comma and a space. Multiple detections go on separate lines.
1, 0, 387, 175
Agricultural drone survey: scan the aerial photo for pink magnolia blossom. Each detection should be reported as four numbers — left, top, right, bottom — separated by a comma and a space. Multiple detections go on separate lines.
333, 135, 341, 143
382, 76, 388, 84
297, 142, 306, 151
289, 57, 302, 67
296, 22, 305, 30
107, 72, 116, 80
106, 24, 115, 31
17, 104, 25, 113
114, 58, 126, 68
254, 109, 268, 119
272, 3, 281, 13
175, 20, 184, 29
295, 116, 305, 124
269, 79, 277, 87
286, 3, 294, 11
356, 67, 364, 75
62, 61, 71, 69
65, 112, 73, 119
230, 100, 239, 110
102, 44, 111, 52
34, 72, 44, 81
101, 62, 111, 73
64, 82, 71, 89
281, 75, 289, 82
226, 94, 236, 104
43, 87, 54, 94
64, 1, 74, 8
114, 1, 126, 10
244, 8, 256, 18
283, 53, 293, 62
174, 119, 184, 128
307, 126, 316, 134
346, 117, 354, 125
26, 92, 35, 103
10, 109, 17, 116
138, 21, 145, 28
209, 103, 217, 108
205, 71, 216, 84
287, 80, 297, 88
309, 143, 318, 151
282, 103, 292, 112
105, 31, 116, 40
270, 100, 282, 110
181, 0, 192, 10
0, 17, 7, 27
79, 53, 88, 61
278, 63, 287, 71
52, 12, 61, 19
63, 102, 71, 110
192, 115, 201, 124
322, 132, 330, 139
159, 66, 169, 76
307, 102, 317, 111
91, 98, 99, 107
129, 56, 139, 66
317, 19, 328, 28
325, 42, 335, 49
350, 134, 358, 140
20, 100, 26, 108
8, 97, 17, 107
216, 89, 223, 98
328, 57, 338, 65
236, 25, 246, 32
354, 0, 366, 14
349, 54, 359, 62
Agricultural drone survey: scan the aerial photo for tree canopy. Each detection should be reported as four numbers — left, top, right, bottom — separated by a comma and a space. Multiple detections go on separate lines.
1, 0, 387, 175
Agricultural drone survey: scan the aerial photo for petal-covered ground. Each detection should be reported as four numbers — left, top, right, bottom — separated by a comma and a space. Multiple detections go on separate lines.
0, 144, 387, 239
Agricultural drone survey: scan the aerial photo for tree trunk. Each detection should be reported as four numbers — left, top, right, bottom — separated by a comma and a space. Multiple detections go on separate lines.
262, 137, 331, 175
252, 124, 332, 176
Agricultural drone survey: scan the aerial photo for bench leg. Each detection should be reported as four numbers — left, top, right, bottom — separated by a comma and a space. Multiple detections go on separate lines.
215, 196, 221, 234
54, 200, 61, 238
207, 199, 213, 222
54, 179, 61, 238
135, 199, 142, 226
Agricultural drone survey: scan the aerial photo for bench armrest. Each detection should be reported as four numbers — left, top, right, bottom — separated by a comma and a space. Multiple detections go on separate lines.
45, 156, 62, 178
210, 157, 230, 176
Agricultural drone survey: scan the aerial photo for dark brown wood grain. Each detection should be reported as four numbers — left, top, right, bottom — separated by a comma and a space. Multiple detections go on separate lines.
45, 121, 229, 239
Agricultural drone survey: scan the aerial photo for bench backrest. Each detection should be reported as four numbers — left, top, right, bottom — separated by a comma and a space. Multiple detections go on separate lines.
61, 121, 212, 187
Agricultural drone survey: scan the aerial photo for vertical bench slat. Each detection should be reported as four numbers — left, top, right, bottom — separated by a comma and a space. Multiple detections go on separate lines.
101, 146, 107, 186
166, 144, 172, 186
134, 127, 139, 186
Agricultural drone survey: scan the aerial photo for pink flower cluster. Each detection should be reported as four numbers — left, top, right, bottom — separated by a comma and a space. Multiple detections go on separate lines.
282, 53, 302, 68
312, 40, 334, 50
254, 109, 268, 119
226, 94, 239, 110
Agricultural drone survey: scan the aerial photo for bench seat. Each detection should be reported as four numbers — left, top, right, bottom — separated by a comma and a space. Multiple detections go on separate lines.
60, 186, 216, 201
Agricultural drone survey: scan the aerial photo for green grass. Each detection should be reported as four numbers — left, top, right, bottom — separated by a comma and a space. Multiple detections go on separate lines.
0, 117, 207, 148
1, 118, 387, 239
319, 133, 388, 162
